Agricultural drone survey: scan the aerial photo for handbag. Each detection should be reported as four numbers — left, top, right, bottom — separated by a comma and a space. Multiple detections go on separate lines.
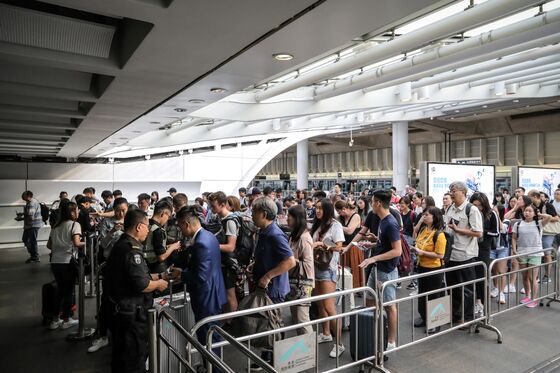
313, 246, 333, 271
287, 248, 313, 301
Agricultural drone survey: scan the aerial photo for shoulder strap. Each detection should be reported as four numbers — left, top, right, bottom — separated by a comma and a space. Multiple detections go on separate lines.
465, 202, 472, 227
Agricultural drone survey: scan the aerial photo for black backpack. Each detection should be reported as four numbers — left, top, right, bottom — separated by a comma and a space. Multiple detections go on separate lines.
433, 229, 454, 265
39, 203, 49, 224
48, 208, 61, 227
222, 214, 257, 267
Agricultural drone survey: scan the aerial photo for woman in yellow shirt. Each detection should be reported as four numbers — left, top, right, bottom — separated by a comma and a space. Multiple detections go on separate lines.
412, 206, 447, 331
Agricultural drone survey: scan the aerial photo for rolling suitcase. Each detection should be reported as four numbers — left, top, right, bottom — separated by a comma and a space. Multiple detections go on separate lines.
41, 281, 59, 324
349, 310, 388, 362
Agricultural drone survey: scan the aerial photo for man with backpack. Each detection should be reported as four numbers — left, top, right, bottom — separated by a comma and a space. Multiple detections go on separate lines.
21, 190, 44, 263
444, 181, 483, 323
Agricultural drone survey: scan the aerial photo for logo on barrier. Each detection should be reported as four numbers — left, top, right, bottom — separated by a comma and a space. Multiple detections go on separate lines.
427, 295, 451, 329
274, 332, 316, 372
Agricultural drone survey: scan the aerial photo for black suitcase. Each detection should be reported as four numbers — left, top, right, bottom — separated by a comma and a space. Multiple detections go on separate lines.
41, 281, 59, 324
349, 309, 388, 361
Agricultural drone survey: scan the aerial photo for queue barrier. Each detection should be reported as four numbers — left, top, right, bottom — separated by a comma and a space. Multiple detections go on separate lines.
373, 261, 502, 371
486, 248, 560, 320
191, 286, 380, 373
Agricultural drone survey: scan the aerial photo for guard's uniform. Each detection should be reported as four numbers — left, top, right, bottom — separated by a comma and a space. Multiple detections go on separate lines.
144, 219, 168, 273
105, 233, 153, 373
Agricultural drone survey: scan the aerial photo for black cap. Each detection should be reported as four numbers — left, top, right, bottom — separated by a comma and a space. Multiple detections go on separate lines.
247, 187, 262, 196
167, 187, 177, 193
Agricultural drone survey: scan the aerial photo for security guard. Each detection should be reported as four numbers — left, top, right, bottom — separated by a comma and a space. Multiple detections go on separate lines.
144, 201, 181, 273
105, 209, 180, 373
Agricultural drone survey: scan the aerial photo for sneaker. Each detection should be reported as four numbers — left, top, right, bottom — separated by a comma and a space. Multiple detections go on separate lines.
396, 282, 402, 289
406, 282, 417, 290
525, 300, 539, 308
490, 288, 499, 298
474, 303, 484, 318
520, 297, 531, 304
506, 284, 516, 293
540, 275, 552, 284
317, 333, 333, 344
498, 292, 506, 304
25, 257, 40, 263
329, 343, 345, 358
386, 342, 396, 351
88, 336, 109, 353
414, 318, 425, 327
61, 318, 79, 330
520, 287, 526, 294
48, 319, 62, 330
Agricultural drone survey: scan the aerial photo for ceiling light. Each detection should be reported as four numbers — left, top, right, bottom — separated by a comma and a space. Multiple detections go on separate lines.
119, 137, 128, 140
150, 121, 160, 125
482, 105, 488, 108
174, 108, 187, 112
178, 150, 184, 155
455, 110, 460, 113
273, 53, 294, 61
145, 154, 151, 160
210, 87, 228, 94
108, 157, 114, 164
188, 99, 205, 104
109, 142, 117, 145
187, 149, 193, 154
132, 130, 142, 134
513, 99, 519, 103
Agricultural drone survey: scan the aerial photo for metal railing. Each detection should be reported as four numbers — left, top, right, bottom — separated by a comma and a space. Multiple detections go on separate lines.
190, 286, 380, 373
487, 248, 560, 320
374, 261, 502, 371
149, 309, 235, 373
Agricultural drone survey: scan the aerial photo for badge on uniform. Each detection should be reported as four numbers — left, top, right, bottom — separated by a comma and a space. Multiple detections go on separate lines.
134, 254, 142, 264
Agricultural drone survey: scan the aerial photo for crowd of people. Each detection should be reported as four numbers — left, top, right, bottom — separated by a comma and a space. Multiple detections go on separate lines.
20, 180, 559, 372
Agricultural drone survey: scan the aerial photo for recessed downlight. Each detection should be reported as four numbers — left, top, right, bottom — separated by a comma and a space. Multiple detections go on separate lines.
188, 99, 205, 104
273, 53, 294, 61
210, 87, 228, 94
174, 108, 187, 112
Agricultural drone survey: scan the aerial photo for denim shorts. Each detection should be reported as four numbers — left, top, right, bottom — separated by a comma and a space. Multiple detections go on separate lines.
490, 247, 509, 260
367, 267, 398, 303
542, 235, 554, 252
315, 267, 337, 283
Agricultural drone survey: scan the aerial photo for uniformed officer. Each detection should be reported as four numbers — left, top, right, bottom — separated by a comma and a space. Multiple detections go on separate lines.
143, 201, 181, 273
105, 209, 180, 373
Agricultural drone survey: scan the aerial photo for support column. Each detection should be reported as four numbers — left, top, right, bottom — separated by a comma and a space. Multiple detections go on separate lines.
296, 139, 309, 190
392, 121, 409, 191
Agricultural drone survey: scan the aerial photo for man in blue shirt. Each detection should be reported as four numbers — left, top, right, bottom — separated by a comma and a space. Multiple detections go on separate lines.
251, 197, 295, 369
359, 189, 402, 351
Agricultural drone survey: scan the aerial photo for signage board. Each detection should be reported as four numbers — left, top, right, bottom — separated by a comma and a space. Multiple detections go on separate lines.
451, 157, 482, 164
427, 295, 451, 329
517, 167, 560, 196
274, 332, 316, 373
426, 162, 495, 208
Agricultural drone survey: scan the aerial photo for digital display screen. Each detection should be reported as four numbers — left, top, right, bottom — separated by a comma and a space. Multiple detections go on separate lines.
518, 167, 560, 196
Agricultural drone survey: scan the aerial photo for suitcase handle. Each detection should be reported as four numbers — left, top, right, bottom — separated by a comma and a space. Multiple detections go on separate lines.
167, 280, 188, 310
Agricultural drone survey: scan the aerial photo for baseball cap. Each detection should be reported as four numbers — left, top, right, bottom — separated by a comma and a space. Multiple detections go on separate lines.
167, 187, 177, 193
247, 187, 262, 196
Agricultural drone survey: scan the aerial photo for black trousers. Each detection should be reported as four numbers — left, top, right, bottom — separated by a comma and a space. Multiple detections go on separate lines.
50, 263, 77, 319
110, 308, 148, 373
445, 259, 475, 321
475, 246, 491, 303
417, 266, 444, 321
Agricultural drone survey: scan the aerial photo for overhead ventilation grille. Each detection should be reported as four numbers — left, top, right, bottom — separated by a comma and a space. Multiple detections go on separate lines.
0, 4, 115, 58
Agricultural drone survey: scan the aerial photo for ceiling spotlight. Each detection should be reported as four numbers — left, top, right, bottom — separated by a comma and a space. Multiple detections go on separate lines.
455, 110, 460, 113
210, 87, 228, 94
188, 99, 205, 104
187, 149, 193, 154
513, 99, 519, 103
482, 105, 488, 108
108, 157, 114, 164
430, 116, 434, 120
174, 108, 187, 112
150, 121, 160, 125
145, 154, 151, 160
178, 150, 184, 155
273, 53, 294, 61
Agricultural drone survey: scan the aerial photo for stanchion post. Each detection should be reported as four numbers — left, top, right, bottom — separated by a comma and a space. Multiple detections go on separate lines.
148, 309, 158, 373
67, 246, 95, 341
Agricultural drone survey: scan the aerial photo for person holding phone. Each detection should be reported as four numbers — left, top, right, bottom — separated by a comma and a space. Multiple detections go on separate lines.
412, 207, 446, 331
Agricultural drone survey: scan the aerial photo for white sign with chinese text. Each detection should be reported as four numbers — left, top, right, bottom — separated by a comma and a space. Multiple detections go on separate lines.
274, 332, 316, 373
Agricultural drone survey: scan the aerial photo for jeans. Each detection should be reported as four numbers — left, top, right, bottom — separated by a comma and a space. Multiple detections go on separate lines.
51, 263, 77, 319
22, 227, 40, 259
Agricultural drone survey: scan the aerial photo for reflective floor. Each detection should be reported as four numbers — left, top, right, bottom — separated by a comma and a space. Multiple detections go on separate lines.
1, 244, 559, 373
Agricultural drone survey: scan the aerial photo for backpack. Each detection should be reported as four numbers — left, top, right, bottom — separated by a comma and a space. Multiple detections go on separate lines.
433, 229, 454, 265
39, 203, 49, 224
222, 214, 257, 267
397, 233, 413, 274
49, 208, 60, 227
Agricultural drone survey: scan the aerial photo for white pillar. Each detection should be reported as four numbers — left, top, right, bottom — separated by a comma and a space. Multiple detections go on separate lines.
392, 121, 409, 192
296, 139, 309, 190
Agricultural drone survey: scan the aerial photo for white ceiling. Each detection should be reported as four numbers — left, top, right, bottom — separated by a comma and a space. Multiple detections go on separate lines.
1, 0, 559, 160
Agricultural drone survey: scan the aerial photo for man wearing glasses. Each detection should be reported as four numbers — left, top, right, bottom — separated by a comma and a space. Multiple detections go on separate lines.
105, 208, 180, 373
143, 200, 181, 273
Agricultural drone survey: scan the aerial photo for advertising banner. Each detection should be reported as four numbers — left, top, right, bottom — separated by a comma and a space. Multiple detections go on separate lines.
518, 167, 560, 196
426, 162, 495, 207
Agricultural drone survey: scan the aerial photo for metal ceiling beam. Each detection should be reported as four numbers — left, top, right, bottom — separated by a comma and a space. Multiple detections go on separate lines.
256, 0, 543, 102
469, 65, 560, 87
0, 104, 86, 119
0, 81, 97, 102
0, 130, 69, 139
0, 138, 64, 145
0, 143, 62, 149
